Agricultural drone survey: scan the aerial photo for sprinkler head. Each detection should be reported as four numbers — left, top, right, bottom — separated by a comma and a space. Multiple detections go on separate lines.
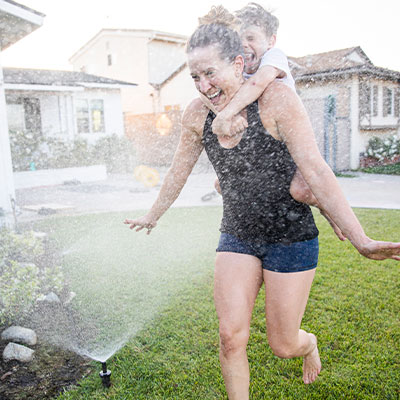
99, 362, 111, 388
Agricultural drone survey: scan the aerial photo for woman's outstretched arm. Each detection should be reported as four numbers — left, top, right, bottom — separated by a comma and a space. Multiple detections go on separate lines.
260, 82, 400, 261
124, 100, 205, 233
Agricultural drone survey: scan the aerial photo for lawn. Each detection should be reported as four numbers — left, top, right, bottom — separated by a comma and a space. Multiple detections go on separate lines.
29, 207, 400, 400
360, 162, 400, 175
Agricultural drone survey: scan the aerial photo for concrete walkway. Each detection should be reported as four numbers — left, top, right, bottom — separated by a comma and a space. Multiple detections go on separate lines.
14, 171, 400, 222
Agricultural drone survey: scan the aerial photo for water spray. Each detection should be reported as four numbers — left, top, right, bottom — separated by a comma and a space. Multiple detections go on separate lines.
99, 362, 111, 388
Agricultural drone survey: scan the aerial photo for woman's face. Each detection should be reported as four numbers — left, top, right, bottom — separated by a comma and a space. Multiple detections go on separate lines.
188, 44, 244, 112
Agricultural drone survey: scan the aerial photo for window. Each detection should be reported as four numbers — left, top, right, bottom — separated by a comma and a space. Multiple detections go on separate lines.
372, 86, 378, 117
76, 99, 90, 133
383, 87, 394, 116
6, 97, 41, 132
76, 98, 105, 134
6, 103, 25, 131
90, 99, 105, 132
107, 54, 113, 66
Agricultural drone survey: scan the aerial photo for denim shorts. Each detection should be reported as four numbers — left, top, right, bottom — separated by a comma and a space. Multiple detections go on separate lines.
216, 233, 319, 273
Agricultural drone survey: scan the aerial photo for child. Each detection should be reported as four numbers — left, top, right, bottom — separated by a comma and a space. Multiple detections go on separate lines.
201, 3, 346, 240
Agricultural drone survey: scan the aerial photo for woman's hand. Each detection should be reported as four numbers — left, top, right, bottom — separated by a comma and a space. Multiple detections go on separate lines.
357, 239, 400, 261
124, 215, 157, 235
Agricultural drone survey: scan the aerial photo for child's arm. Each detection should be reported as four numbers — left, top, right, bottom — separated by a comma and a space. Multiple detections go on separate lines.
199, 93, 248, 137
212, 65, 283, 136
199, 93, 218, 115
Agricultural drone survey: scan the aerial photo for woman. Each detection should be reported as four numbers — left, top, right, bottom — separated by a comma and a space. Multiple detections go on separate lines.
125, 8, 400, 399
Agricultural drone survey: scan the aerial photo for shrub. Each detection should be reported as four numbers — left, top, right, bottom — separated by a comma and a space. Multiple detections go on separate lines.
0, 228, 65, 324
9, 131, 136, 173
365, 134, 400, 161
91, 134, 136, 173
8, 130, 47, 171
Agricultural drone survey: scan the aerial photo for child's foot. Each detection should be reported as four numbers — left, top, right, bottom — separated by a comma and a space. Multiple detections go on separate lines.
303, 333, 321, 384
320, 210, 346, 241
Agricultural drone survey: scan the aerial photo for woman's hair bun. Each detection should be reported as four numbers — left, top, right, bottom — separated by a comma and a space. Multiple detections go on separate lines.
198, 5, 239, 30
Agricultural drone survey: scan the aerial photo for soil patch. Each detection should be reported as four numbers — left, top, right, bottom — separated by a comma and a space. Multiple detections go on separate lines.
0, 334, 92, 400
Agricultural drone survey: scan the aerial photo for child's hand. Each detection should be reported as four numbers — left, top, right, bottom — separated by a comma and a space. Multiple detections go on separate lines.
212, 112, 232, 136
231, 114, 248, 135
212, 113, 248, 137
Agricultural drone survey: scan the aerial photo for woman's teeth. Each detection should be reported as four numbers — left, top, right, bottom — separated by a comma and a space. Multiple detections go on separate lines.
208, 90, 221, 99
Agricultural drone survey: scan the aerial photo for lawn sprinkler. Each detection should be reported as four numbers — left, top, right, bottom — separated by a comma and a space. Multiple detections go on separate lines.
99, 362, 111, 388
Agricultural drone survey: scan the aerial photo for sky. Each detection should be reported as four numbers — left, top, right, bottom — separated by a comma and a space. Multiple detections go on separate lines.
2, 0, 400, 72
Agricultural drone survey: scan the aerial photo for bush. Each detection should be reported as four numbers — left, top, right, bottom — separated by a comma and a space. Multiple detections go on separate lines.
365, 134, 400, 161
9, 131, 136, 173
92, 134, 136, 173
8, 130, 47, 171
0, 228, 65, 324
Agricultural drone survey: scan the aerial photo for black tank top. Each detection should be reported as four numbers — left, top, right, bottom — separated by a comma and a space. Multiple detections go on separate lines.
202, 101, 319, 244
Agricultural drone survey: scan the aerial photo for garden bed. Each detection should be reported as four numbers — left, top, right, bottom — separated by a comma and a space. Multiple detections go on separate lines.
0, 334, 92, 400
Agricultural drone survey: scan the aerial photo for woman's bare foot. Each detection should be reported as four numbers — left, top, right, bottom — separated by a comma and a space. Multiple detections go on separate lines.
303, 333, 321, 384
320, 210, 346, 241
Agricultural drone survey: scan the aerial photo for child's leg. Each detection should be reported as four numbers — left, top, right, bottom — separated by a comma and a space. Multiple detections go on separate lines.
290, 169, 318, 206
215, 178, 222, 195
290, 169, 346, 241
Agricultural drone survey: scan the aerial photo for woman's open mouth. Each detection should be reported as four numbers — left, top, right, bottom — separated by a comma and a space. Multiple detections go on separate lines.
207, 89, 222, 105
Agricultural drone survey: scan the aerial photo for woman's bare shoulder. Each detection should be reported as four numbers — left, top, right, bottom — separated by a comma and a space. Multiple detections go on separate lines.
260, 81, 298, 107
182, 98, 210, 134
259, 82, 304, 121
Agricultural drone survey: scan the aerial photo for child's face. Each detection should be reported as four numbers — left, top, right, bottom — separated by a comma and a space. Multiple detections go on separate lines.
240, 25, 275, 74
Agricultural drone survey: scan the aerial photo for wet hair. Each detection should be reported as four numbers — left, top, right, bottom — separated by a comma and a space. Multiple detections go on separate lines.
186, 6, 243, 63
235, 2, 279, 38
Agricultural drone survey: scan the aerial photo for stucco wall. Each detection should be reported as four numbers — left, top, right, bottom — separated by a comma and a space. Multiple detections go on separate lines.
160, 65, 198, 112
70, 32, 194, 115
297, 81, 352, 170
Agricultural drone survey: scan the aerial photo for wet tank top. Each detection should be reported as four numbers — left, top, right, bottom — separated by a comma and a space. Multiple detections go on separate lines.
202, 101, 319, 244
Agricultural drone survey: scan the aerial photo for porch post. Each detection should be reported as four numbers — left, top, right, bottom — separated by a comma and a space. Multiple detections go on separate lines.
0, 52, 16, 222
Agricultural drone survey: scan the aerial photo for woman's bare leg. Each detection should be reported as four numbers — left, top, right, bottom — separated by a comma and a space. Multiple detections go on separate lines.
214, 252, 263, 400
264, 268, 322, 384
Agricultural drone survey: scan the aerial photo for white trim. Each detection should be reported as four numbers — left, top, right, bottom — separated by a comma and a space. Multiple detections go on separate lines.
4, 83, 84, 92
0, 0, 44, 26
0, 51, 15, 214
79, 82, 135, 89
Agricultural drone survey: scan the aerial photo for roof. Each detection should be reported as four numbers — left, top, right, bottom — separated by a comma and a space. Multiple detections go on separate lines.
69, 29, 188, 63
3, 67, 137, 88
289, 46, 400, 81
0, 0, 45, 50
150, 62, 187, 90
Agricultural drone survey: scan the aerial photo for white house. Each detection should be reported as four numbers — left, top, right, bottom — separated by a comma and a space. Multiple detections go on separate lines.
69, 29, 198, 115
4, 67, 136, 144
0, 0, 44, 220
290, 47, 400, 170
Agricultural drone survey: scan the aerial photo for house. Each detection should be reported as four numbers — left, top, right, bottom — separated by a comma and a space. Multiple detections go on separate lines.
0, 0, 44, 220
290, 47, 400, 170
69, 29, 197, 115
4, 67, 137, 144
69, 29, 199, 166
70, 30, 400, 170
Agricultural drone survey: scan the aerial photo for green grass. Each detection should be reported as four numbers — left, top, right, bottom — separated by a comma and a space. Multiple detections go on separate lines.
360, 162, 400, 175
29, 207, 400, 399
